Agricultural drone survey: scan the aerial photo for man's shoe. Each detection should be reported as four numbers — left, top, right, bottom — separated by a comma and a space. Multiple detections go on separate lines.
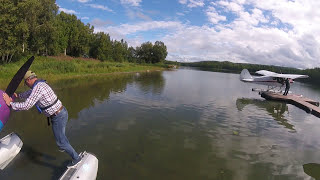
67, 157, 82, 168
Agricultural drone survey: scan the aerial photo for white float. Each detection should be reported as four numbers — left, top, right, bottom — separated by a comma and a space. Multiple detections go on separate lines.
0, 132, 23, 170
59, 151, 98, 180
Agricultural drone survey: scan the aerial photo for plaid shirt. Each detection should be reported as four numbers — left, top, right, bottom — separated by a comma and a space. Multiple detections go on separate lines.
10, 82, 62, 117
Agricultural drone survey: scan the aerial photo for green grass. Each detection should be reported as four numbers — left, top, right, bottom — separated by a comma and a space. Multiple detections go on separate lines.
0, 56, 166, 89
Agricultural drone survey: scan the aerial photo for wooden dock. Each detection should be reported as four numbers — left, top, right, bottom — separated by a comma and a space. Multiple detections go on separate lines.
261, 92, 320, 118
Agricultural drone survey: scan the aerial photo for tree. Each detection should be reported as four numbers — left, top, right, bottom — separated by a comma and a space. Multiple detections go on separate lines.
136, 42, 153, 63
136, 41, 168, 64
39, 0, 58, 55
112, 39, 128, 62
0, 0, 18, 63
90, 32, 112, 61
55, 12, 69, 55
127, 47, 137, 63
56, 12, 93, 57
25, 0, 57, 55
152, 41, 167, 63
16, 0, 31, 54
0, 0, 168, 63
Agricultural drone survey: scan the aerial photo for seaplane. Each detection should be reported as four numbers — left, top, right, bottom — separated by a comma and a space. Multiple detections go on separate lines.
239, 69, 320, 118
240, 69, 309, 94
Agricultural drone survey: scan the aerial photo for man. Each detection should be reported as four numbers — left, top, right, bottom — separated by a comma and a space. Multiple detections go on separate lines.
2, 70, 81, 168
283, 78, 290, 96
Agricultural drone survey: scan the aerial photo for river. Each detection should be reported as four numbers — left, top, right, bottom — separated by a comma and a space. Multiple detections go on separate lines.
1, 68, 320, 180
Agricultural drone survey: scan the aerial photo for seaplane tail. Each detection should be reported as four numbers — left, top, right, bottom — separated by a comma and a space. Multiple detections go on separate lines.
240, 69, 253, 82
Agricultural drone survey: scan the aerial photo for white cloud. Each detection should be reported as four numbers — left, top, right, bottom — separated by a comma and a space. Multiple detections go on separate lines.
176, 12, 185, 16
179, 0, 188, 4
206, 6, 226, 24
126, 9, 152, 21
96, 21, 183, 36
120, 0, 142, 7
96, 18, 320, 68
93, 0, 320, 68
91, 18, 113, 27
178, 0, 205, 8
94, 21, 183, 49
77, 0, 90, 3
87, 4, 113, 12
218, 1, 243, 13
59, 8, 78, 14
232, 8, 268, 27
81, 17, 89, 20
247, 0, 320, 35
163, 24, 308, 66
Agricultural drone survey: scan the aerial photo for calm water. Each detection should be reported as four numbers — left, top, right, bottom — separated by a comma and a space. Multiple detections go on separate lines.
1, 69, 320, 180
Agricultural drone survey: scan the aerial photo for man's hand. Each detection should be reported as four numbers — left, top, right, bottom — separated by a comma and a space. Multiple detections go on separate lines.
13, 93, 18, 98
2, 93, 13, 106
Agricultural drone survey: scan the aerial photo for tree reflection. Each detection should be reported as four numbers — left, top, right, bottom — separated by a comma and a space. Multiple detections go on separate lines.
236, 98, 295, 131
51, 74, 135, 119
46, 71, 165, 119
134, 71, 165, 95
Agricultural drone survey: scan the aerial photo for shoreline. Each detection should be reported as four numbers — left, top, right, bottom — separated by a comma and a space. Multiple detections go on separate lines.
0, 56, 168, 89
0, 68, 164, 90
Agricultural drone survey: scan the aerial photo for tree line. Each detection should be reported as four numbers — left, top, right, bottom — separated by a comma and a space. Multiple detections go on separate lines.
181, 61, 320, 85
0, 0, 167, 64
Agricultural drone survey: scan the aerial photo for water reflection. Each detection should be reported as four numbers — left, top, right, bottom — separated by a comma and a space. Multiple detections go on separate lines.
50, 71, 165, 119
53, 75, 133, 119
134, 71, 165, 94
21, 145, 67, 180
236, 98, 295, 132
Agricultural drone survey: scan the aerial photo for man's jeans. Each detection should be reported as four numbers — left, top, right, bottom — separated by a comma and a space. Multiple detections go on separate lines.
51, 107, 79, 161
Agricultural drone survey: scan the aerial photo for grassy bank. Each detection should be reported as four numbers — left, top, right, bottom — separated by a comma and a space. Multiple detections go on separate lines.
0, 56, 166, 89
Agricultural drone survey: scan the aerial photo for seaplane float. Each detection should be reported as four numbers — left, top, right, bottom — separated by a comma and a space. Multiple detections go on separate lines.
0, 56, 98, 179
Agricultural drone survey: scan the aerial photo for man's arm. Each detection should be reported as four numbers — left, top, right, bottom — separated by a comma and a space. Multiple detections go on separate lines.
10, 84, 43, 111
18, 90, 32, 99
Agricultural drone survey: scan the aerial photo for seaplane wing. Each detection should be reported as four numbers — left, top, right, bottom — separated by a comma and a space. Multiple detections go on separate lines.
255, 70, 278, 76
255, 70, 309, 79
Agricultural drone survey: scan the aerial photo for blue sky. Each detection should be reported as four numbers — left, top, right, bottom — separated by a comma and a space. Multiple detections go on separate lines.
56, 0, 320, 69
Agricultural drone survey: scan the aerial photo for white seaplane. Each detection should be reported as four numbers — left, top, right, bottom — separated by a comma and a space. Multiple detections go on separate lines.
240, 69, 309, 94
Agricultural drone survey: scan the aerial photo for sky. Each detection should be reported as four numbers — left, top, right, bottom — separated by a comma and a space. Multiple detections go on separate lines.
56, 0, 320, 69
